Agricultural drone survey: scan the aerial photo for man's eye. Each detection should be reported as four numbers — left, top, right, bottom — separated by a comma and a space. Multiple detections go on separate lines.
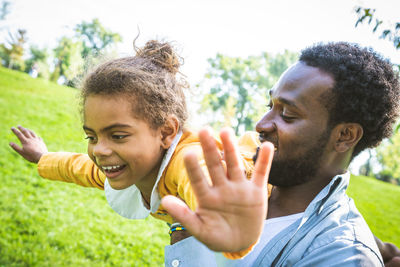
281, 113, 295, 121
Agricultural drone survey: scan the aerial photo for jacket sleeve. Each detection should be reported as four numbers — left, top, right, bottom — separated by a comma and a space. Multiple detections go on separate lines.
294, 239, 384, 267
37, 152, 105, 190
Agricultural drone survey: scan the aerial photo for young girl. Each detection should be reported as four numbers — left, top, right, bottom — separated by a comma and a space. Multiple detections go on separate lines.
10, 40, 261, 259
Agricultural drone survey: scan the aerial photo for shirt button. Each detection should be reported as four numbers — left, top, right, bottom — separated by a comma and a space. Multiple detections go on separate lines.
171, 259, 180, 267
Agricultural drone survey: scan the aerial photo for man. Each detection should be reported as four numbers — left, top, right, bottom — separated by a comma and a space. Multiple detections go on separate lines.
162, 42, 400, 266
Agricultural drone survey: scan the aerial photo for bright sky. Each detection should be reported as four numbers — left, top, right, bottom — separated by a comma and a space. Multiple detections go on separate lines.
2, 0, 399, 172
2, 0, 400, 84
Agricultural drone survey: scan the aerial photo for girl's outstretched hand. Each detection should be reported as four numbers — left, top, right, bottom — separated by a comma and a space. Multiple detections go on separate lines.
9, 126, 48, 164
161, 127, 274, 253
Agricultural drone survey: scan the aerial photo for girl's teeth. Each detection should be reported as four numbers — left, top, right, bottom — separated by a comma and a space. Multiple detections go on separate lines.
103, 165, 121, 171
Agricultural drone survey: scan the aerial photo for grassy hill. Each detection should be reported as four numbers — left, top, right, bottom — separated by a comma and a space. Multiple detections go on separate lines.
0, 67, 399, 266
347, 175, 400, 246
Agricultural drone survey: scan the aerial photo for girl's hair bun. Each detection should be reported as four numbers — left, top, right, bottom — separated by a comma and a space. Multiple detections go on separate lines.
136, 40, 182, 75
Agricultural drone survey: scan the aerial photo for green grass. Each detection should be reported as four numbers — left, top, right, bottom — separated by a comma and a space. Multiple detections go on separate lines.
0, 67, 168, 266
1, 67, 399, 266
348, 175, 400, 246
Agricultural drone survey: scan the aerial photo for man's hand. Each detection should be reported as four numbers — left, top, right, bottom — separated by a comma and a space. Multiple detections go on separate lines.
161, 127, 274, 253
374, 235, 400, 267
9, 126, 48, 163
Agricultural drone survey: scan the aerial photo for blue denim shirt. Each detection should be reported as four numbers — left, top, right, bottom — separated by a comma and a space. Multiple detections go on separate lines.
164, 173, 384, 267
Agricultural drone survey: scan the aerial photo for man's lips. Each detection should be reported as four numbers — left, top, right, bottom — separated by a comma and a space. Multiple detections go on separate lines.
259, 138, 278, 152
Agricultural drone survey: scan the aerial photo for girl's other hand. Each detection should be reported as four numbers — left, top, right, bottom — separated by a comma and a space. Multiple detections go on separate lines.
9, 126, 48, 164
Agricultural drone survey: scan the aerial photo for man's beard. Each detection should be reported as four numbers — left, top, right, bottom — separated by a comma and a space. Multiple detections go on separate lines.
253, 131, 330, 187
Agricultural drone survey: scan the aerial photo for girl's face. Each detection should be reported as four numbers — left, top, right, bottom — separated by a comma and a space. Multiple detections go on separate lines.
83, 94, 165, 190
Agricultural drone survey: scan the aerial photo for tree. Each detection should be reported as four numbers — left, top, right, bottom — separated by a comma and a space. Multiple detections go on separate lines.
0, 29, 27, 70
376, 132, 400, 184
200, 51, 298, 135
0, 0, 10, 20
74, 18, 122, 58
52, 37, 84, 85
24, 45, 50, 79
355, 7, 400, 50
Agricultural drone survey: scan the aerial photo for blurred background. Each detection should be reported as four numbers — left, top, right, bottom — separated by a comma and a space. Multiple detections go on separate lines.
1, 0, 399, 266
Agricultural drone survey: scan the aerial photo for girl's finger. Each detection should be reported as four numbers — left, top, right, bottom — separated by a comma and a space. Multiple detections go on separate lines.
198, 128, 226, 187
251, 142, 274, 188
161, 195, 203, 238
17, 126, 32, 138
11, 127, 27, 144
219, 128, 245, 182
27, 128, 37, 138
184, 151, 210, 199
9, 142, 24, 155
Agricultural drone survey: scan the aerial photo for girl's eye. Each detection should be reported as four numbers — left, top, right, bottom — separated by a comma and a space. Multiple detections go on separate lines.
112, 135, 127, 140
85, 136, 97, 143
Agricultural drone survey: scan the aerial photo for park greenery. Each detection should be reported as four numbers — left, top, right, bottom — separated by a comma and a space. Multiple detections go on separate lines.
354, 5, 400, 184
200, 51, 298, 135
0, 1, 122, 86
1, 66, 399, 265
355, 6, 400, 51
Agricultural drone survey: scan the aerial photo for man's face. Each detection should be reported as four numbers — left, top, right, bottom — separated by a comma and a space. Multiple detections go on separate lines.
255, 61, 335, 187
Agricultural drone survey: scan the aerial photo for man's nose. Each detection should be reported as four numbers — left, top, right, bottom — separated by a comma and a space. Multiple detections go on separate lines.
92, 140, 112, 157
256, 111, 275, 133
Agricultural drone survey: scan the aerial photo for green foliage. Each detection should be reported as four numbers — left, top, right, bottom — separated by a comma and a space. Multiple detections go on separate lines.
53, 37, 84, 85
0, 29, 27, 70
50, 19, 122, 86
1, 18, 121, 86
347, 175, 400, 246
0, 0, 10, 20
24, 45, 51, 79
376, 132, 400, 183
75, 18, 122, 58
262, 50, 298, 85
200, 51, 298, 135
355, 7, 400, 50
0, 67, 168, 266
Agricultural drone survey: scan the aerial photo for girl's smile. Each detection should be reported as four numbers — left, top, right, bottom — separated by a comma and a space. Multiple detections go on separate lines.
100, 164, 127, 178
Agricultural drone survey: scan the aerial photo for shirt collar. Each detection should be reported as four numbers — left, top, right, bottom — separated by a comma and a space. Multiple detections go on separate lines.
148, 130, 183, 211
298, 171, 350, 228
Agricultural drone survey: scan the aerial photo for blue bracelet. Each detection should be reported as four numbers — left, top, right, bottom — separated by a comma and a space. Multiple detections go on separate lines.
169, 225, 186, 236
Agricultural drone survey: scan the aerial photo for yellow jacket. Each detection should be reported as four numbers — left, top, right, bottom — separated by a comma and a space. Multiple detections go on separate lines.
37, 130, 261, 258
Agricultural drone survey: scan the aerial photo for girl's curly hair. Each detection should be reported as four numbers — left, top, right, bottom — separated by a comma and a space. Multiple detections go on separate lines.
81, 40, 188, 130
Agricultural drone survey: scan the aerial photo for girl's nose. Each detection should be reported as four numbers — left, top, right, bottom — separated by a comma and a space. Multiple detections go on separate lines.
92, 141, 112, 158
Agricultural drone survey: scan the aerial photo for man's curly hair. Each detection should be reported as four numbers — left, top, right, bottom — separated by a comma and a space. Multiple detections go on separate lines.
300, 42, 400, 157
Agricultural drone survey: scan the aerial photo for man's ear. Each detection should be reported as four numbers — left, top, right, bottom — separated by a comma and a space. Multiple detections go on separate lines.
333, 123, 363, 153
160, 115, 180, 149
